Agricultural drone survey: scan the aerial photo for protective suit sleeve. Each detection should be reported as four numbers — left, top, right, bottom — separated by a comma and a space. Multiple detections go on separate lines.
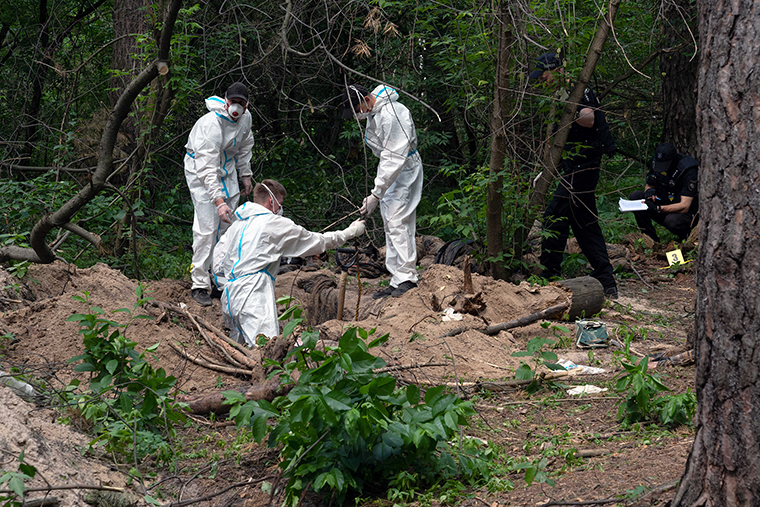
192, 121, 226, 202
268, 218, 364, 259
235, 124, 255, 179
371, 111, 413, 200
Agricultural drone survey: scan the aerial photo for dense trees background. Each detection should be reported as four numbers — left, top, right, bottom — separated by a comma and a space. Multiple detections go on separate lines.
0, 0, 698, 280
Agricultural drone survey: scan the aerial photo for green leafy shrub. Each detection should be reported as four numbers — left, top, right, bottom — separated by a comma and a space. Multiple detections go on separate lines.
224, 317, 500, 505
614, 356, 696, 427
63, 286, 184, 464
511, 336, 565, 393
0, 451, 37, 507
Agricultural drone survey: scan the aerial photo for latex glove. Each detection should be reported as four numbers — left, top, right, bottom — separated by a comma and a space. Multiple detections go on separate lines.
217, 202, 233, 224
644, 188, 657, 200
344, 219, 366, 240
360, 194, 379, 216
241, 177, 253, 196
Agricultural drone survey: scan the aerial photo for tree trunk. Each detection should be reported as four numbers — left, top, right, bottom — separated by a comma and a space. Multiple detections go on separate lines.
671, 0, 760, 504
661, 0, 699, 155
485, 0, 513, 281
22, 0, 50, 165
111, 0, 149, 257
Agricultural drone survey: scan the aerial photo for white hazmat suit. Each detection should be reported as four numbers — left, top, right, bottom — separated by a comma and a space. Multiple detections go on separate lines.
363, 86, 423, 287
213, 202, 365, 346
184, 96, 254, 291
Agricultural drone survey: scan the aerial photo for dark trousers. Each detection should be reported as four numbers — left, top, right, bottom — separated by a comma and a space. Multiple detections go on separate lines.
628, 190, 698, 241
540, 167, 617, 292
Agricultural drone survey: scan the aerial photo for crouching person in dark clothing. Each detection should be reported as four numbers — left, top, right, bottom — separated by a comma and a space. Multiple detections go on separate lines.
629, 143, 699, 242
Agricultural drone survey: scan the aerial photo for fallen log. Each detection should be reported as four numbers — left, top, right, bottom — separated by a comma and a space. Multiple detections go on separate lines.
553, 275, 604, 320
178, 377, 293, 415
436, 302, 570, 339
484, 302, 570, 335
436, 275, 602, 339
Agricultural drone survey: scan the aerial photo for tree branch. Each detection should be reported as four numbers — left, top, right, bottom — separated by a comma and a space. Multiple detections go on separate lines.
25, 0, 183, 264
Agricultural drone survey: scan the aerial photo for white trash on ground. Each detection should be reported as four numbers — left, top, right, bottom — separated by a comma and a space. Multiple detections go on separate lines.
441, 307, 463, 322
557, 358, 606, 375
567, 385, 608, 396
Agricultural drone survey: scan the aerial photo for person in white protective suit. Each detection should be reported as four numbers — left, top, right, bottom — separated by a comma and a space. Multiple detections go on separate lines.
212, 179, 366, 347
341, 84, 423, 299
184, 82, 255, 307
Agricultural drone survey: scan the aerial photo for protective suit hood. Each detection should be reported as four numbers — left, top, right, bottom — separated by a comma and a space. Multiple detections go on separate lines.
204, 96, 244, 123
370, 85, 399, 112
233, 201, 271, 220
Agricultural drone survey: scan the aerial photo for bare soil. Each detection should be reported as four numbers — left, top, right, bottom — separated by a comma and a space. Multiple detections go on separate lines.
0, 251, 696, 506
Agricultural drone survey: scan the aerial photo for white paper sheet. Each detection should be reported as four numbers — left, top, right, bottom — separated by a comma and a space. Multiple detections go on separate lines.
618, 198, 648, 212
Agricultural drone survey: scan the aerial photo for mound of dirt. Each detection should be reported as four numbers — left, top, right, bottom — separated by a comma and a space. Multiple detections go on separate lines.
0, 386, 130, 506
1, 260, 615, 396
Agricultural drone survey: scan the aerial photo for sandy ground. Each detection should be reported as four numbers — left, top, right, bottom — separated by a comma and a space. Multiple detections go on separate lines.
0, 252, 696, 506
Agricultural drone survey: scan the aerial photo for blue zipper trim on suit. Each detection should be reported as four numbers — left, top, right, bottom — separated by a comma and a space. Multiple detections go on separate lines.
214, 111, 236, 124
228, 209, 274, 281
230, 219, 252, 280
220, 150, 232, 198
226, 268, 275, 284
186, 151, 195, 158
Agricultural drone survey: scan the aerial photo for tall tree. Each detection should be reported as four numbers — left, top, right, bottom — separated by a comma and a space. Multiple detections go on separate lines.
485, 0, 516, 281
671, 0, 760, 504
660, 0, 699, 154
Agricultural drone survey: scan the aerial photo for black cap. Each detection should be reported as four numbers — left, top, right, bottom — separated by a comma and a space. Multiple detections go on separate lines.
529, 52, 564, 79
651, 143, 677, 174
341, 84, 370, 119
225, 82, 249, 102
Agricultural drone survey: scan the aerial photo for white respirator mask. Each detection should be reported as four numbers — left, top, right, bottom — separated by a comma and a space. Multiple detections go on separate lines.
227, 102, 245, 120
354, 111, 371, 120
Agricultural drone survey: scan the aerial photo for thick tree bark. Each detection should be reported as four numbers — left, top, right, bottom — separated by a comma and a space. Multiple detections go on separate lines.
661, 0, 699, 155
671, 0, 760, 504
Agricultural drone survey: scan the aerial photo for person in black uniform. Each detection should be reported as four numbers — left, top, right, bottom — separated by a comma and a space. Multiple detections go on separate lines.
628, 143, 699, 242
531, 52, 618, 298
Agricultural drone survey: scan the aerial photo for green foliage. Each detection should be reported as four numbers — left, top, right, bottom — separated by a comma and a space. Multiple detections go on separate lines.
224, 321, 499, 505
511, 336, 565, 393
0, 451, 37, 507
541, 321, 572, 349
513, 457, 555, 487
614, 355, 696, 427
63, 286, 185, 464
